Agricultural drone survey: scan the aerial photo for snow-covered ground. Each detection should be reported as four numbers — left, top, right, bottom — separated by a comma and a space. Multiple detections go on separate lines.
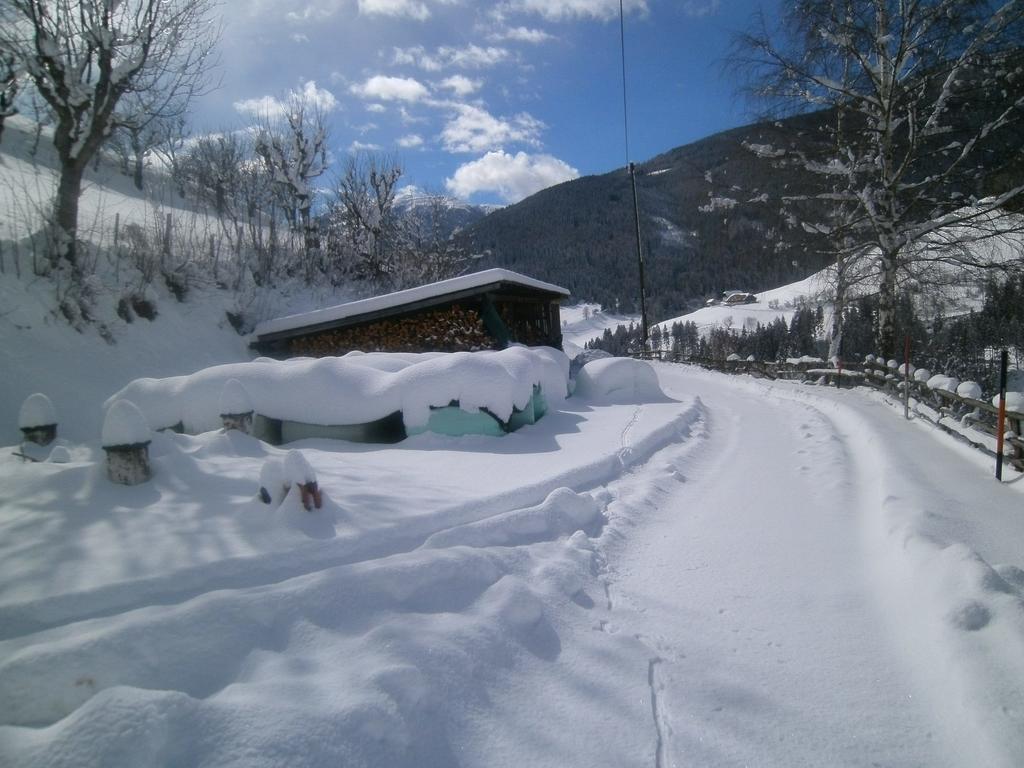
1, 362, 1022, 767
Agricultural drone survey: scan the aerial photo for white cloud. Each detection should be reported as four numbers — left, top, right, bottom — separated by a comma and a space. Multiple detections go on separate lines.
358, 0, 431, 21
490, 26, 555, 44
233, 80, 339, 118
291, 33, 310, 43
349, 140, 383, 152
682, 0, 720, 17
441, 104, 544, 153
510, 0, 646, 21
398, 134, 425, 148
446, 150, 579, 202
366, 103, 387, 113
438, 75, 482, 97
351, 75, 430, 102
392, 43, 509, 71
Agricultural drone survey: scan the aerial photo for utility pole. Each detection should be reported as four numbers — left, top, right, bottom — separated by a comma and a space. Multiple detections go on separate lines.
629, 162, 649, 353
620, 1, 649, 356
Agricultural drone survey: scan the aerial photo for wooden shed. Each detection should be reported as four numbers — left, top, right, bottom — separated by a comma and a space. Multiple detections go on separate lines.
251, 269, 570, 358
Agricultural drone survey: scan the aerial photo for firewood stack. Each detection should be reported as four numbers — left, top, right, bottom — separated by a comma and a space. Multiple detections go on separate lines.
290, 305, 497, 357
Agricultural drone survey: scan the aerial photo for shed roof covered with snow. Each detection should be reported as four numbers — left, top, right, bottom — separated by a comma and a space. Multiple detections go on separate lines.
251, 268, 570, 358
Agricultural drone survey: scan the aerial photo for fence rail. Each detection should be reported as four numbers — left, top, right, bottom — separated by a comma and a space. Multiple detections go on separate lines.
640, 352, 1024, 474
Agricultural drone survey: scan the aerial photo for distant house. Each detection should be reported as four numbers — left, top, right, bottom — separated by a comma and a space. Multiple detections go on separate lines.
251, 269, 570, 358
706, 290, 759, 307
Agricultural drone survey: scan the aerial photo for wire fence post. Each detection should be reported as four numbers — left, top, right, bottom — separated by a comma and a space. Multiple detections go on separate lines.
996, 349, 1008, 481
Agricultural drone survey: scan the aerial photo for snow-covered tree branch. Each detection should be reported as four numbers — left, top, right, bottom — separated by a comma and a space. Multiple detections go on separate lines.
733, 0, 1024, 356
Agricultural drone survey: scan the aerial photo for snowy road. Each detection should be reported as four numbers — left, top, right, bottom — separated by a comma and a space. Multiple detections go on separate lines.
2, 363, 1022, 767
457, 365, 1024, 768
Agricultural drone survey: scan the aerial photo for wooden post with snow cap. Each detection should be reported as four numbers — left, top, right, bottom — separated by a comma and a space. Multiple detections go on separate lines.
102, 400, 152, 486
996, 350, 1008, 481
219, 378, 254, 434
18, 393, 58, 446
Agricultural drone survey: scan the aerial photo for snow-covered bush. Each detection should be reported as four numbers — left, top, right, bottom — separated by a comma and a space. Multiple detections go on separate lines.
573, 358, 665, 403
913, 368, 931, 383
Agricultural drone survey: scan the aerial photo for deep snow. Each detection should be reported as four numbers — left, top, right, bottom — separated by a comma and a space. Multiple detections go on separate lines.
1, 362, 1022, 768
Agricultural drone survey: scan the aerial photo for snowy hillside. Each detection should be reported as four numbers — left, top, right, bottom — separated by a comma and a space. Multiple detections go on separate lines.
560, 303, 641, 355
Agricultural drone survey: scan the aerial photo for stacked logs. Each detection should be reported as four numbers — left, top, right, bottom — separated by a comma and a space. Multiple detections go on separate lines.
290, 305, 496, 357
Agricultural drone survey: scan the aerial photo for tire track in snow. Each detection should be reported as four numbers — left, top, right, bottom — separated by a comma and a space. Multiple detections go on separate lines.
648, 656, 666, 768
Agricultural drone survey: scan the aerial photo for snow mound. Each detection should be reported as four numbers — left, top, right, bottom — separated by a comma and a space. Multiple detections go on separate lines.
994, 391, 1024, 412
284, 449, 316, 485
914, 368, 932, 383
422, 487, 602, 550
569, 348, 612, 379
573, 358, 666, 403
107, 347, 570, 433
927, 374, 960, 393
48, 445, 72, 464
18, 393, 57, 429
956, 381, 983, 400
102, 400, 151, 447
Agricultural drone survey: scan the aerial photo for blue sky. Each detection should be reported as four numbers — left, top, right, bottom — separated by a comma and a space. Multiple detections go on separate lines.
196, 0, 776, 205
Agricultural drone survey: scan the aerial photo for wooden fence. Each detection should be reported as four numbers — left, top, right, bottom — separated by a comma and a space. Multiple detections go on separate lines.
640, 351, 1024, 474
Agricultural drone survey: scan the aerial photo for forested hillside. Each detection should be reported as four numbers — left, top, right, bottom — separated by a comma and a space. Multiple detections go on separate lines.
462, 93, 1023, 322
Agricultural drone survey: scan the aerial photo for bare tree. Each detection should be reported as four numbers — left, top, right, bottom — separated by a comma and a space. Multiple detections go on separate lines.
254, 92, 329, 276
0, 0, 219, 273
398, 191, 468, 287
0, 49, 21, 144
108, 103, 189, 192
330, 152, 403, 286
734, 0, 1024, 356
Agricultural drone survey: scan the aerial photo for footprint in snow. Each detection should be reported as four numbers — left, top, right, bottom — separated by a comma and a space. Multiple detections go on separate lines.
948, 601, 991, 632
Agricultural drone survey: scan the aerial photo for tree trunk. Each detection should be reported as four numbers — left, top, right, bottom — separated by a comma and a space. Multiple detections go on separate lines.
133, 141, 145, 191
876, 249, 898, 359
53, 161, 86, 271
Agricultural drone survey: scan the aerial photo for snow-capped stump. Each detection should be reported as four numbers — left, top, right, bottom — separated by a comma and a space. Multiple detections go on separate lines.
18, 393, 58, 446
284, 449, 322, 511
102, 400, 152, 486
219, 378, 254, 434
